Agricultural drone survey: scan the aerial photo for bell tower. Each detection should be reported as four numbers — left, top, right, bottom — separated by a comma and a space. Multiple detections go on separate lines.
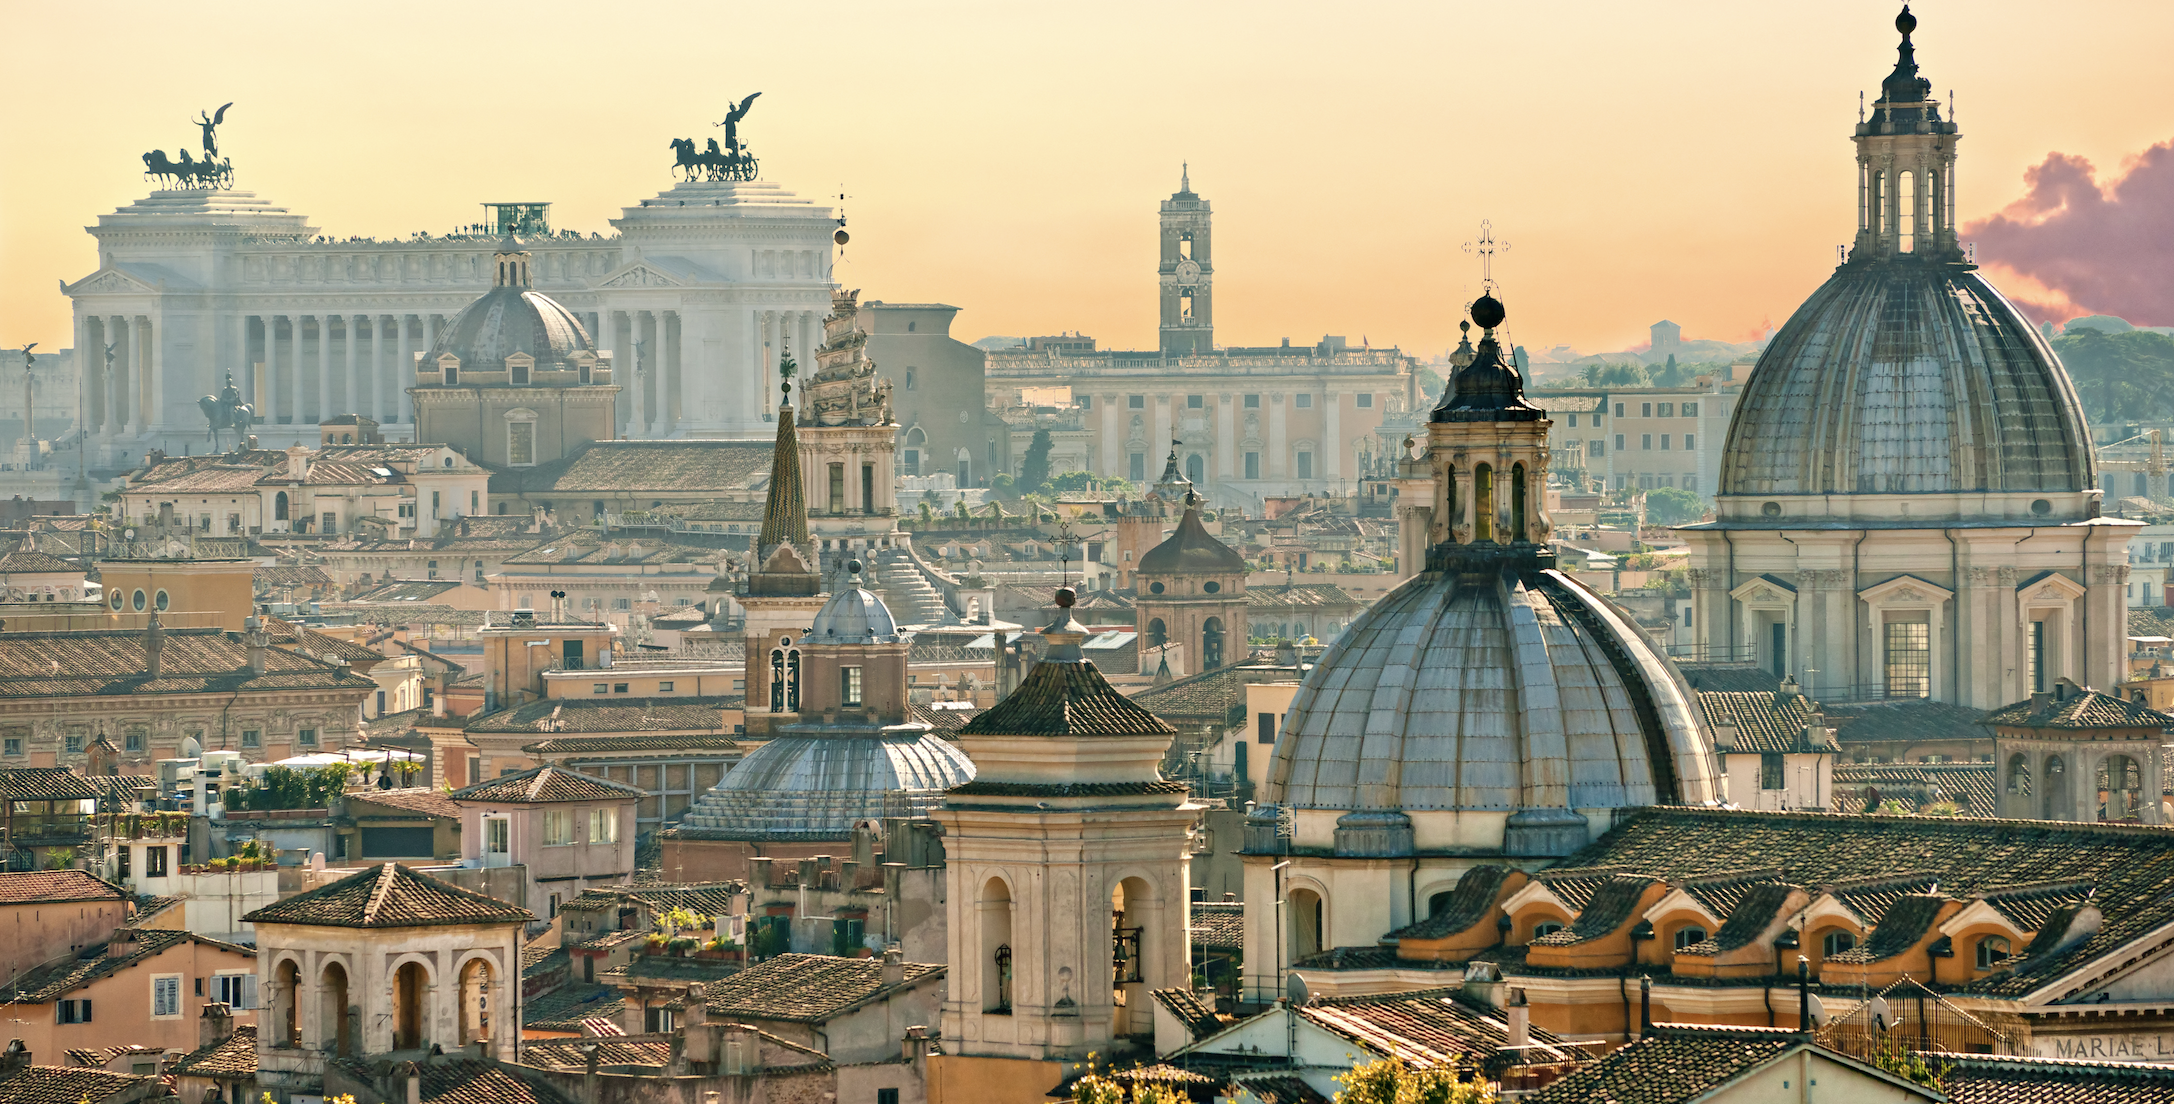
1158, 166, 1213, 355
1418, 294, 1553, 554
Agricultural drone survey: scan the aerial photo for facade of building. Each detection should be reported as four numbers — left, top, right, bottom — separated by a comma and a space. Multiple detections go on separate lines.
118, 440, 490, 540
448, 766, 642, 918
0, 927, 259, 1061
858, 302, 1001, 484
0, 871, 133, 984
1681, 13, 2130, 707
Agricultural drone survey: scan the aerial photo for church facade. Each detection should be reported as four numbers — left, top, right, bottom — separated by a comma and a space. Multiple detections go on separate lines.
1680, 10, 2131, 708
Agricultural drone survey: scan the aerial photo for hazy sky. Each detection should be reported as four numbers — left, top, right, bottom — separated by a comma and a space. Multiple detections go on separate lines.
3, 0, 2169, 361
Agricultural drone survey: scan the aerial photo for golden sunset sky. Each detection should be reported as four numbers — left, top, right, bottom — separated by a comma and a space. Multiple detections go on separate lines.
2, 0, 2169, 360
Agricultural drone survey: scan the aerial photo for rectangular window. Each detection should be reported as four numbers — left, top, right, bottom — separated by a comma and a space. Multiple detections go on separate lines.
152, 976, 180, 1018
842, 666, 864, 707
828, 462, 846, 514
1568, 414, 1579, 428
471, 490, 480, 513
1761, 753, 1785, 790
1296, 452, 1314, 480
589, 809, 619, 844
1684, 475, 1698, 493
1077, 395, 1091, 410
1244, 452, 1260, 479
658, 681, 674, 693
64, 735, 83, 754
613, 598, 632, 611
1355, 393, 1374, 408
1615, 434, 1626, 451
1684, 433, 1695, 450
2028, 620, 2048, 692
117, 848, 129, 880
879, 1089, 900, 1104
1257, 712, 1278, 744
613, 683, 629, 694
1660, 434, 1672, 450
1128, 395, 1145, 409
1657, 402, 1674, 417
542, 810, 573, 845
1613, 402, 1625, 417
1683, 402, 1698, 416
1884, 619, 1932, 699
1244, 394, 1260, 409
213, 973, 257, 1009
241, 730, 260, 749
125, 732, 144, 752
1641, 403, 1652, 417
431, 491, 441, 512
1129, 453, 1146, 482
1296, 394, 1314, 409
1187, 394, 1203, 409
487, 817, 510, 854
147, 846, 168, 877
298, 728, 317, 747
508, 422, 536, 465
594, 683, 610, 694
1641, 434, 1653, 450
1589, 440, 1606, 457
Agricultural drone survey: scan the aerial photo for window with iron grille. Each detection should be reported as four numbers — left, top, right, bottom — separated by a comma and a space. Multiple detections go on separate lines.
1884, 620, 1931, 699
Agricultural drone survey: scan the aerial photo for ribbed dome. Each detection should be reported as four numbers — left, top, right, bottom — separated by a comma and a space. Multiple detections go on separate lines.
809, 564, 900, 644
676, 730, 975, 840
1720, 262, 2093, 497
1138, 503, 1246, 575
1266, 559, 1719, 853
425, 285, 595, 372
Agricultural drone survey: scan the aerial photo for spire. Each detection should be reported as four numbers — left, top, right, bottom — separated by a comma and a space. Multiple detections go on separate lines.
1433, 295, 1542, 424
1879, 5, 1930, 106
757, 348, 809, 553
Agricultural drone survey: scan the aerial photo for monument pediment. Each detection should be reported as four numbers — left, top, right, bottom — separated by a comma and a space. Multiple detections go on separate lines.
67, 267, 159, 296
596, 263, 684, 289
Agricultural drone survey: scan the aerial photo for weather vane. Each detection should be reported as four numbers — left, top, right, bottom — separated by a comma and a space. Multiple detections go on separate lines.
1462, 219, 1509, 295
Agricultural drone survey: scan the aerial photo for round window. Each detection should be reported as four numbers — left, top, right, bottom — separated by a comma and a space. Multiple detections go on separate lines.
1760, 501, 1782, 517
154, 590, 170, 612
2030, 498, 2052, 516
108, 589, 124, 612
131, 589, 147, 611
1204, 581, 1221, 593
1149, 581, 1166, 595
779, 636, 794, 648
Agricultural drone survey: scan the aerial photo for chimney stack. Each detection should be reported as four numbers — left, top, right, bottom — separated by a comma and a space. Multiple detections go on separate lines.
882, 945, 905, 987
1638, 975, 1652, 1039
400, 1062, 421, 1104
144, 613, 165, 681
0, 1040, 29, 1080
200, 1001, 236, 1049
1506, 987, 1530, 1050
245, 616, 268, 676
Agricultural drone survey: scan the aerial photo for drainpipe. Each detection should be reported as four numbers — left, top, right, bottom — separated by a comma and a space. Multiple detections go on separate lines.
1638, 975, 1652, 1039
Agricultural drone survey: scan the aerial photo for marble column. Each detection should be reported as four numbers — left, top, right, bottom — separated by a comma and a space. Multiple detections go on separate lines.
632, 311, 651, 437
391, 315, 409, 424
233, 313, 252, 425
131, 317, 152, 436
260, 316, 278, 428
287, 314, 305, 426
1217, 394, 1234, 481
78, 314, 100, 437
369, 314, 385, 422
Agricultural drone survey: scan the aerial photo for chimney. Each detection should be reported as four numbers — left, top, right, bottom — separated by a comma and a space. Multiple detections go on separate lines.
400, 1061, 421, 1104
882, 945, 905, 987
1796, 956, 1812, 1037
144, 613, 165, 681
581, 1046, 601, 1104
1637, 975, 1652, 1039
902, 1025, 933, 1064
0, 1040, 28, 1080
683, 983, 707, 1028
1505, 987, 1530, 1050
245, 616, 268, 676
108, 927, 140, 959
1775, 674, 1802, 701
286, 445, 311, 484
200, 1001, 236, 1049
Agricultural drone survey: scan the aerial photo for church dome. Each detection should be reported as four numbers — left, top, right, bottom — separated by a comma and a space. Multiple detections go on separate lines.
423, 237, 596, 374
677, 729, 975, 840
1138, 501, 1247, 575
1267, 563, 1719, 856
809, 562, 901, 644
1719, 265, 2092, 497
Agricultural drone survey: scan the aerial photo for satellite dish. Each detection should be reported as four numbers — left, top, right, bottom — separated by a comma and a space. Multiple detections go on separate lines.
1806, 992, 1829, 1026
1868, 995, 1891, 1031
1286, 972, 1310, 1006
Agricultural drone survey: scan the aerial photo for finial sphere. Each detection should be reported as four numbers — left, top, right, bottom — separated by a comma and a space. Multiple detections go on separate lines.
1054, 587, 1076, 608
1471, 294, 1507, 331
847, 558, 864, 576
1459, 320, 1471, 335
1896, 4, 1916, 35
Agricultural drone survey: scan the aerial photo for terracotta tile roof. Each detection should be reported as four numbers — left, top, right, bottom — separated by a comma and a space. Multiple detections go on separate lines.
1243, 582, 1362, 610
564, 883, 742, 918
570, 928, 647, 952
523, 730, 744, 756
961, 658, 1178, 738
499, 531, 727, 568
1698, 691, 1837, 753
0, 769, 101, 804
0, 870, 127, 905
489, 441, 772, 497
1825, 699, 1989, 746
1233, 1076, 1330, 1104
1983, 686, 2174, 730
909, 702, 981, 736
61, 1046, 157, 1068
521, 1037, 674, 1071
1522, 1027, 1808, 1104
346, 788, 463, 820
0, 549, 80, 574
1192, 902, 1245, 948
254, 565, 336, 590
1832, 762, 1998, 814
1531, 875, 1657, 947
0, 1064, 155, 1104
351, 578, 465, 602
243, 862, 533, 929
1676, 882, 1798, 957
522, 981, 625, 1032
450, 765, 645, 804
330, 1058, 574, 1104
0, 929, 250, 1003
1675, 663, 1783, 693
1389, 864, 1515, 940
1676, 868, 1787, 918
168, 1026, 257, 1079
1299, 986, 1584, 1066
472, 698, 739, 737
1127, 663, 1299, 724
947, 779, 1188, 798
700, 952, 942, 1024
0, 627, 374, 698
1936, 1051, 2174, 1104
1151, 988, 1224, 1041
1549, 808, 2174, 997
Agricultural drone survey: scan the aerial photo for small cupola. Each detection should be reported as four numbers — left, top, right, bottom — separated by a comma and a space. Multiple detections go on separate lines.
492, 235, 532, 288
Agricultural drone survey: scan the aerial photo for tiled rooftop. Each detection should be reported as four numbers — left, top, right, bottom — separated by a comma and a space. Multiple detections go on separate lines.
472, 698, 742, 737
0, 1064, 155, 1104
1523, 1026, 1809, 1104
0, 870, 126, 905
168, 1026, 256, 1079
700, 952, 942, 1024
244, 863, 533, 929
0, 929, 249, 1003
1300, 986, 1584, 1066
0, 627, 374, 698
960, 658, 1178, 738
450, 766, 645, 805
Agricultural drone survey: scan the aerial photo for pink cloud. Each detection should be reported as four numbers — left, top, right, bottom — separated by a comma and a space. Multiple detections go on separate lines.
1963, 141, 2174, 327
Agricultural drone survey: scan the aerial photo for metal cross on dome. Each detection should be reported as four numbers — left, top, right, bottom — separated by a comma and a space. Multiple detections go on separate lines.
1462, 219, 1510, 295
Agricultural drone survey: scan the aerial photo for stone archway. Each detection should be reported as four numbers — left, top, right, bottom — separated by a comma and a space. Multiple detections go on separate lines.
319, 961, 352, 1057
459, 956, 494, 1045
393, 960, 429, 1051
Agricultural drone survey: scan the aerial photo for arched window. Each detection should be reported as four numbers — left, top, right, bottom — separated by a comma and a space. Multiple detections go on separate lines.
770, 649, 786, 712
1178, 232, 1193, 261
1426, 891, 1452, 917
320, 962, 352, 1057
1511, 462, 1529, 543
1146, 618, 1167, 650
1179, 288, 1195, 322
2043, 755, 2070, 820
785, 650, 801, 712
273, 959, 301, 1048
1444, 465, 1459, 542
1976, 935, 2011, 970
1898, 170, 1917, 252
1473, 464, 1495, 543
2006, 753, 2032, 797
1289, 887, 1324, 960
1822, 930, 1857, 958
1202, 617, 1225, 670
981, 878, 1013, 1013
2099, 754, 2145, 822
1673, 925, 1708, 952
274, 492, 289, 521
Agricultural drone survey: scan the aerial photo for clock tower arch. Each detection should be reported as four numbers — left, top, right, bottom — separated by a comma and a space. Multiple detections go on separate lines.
1159, 165, 1213, 355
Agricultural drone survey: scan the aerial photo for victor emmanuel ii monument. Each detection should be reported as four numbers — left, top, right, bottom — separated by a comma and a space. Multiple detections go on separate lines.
64, 95, 837, 462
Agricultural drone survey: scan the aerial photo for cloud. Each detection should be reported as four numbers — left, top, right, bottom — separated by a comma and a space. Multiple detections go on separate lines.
1963, 141, 2174, 327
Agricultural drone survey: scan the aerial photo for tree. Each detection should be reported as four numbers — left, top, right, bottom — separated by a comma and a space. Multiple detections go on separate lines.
1333, 1057, 1496, 1104
1644, 486, 1707, 525
1864, 1035, 1950, 1091
2054, 328, 2174, 425
1020, 429, 1055, 494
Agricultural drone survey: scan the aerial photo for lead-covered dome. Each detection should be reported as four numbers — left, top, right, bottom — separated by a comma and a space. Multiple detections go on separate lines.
1266, 558, 1720, 855
1139, 501, 1247, 575
1719, 264, 2093, 497
677, 730, 974, 839
809, 561, 901, 643
423, 237, 597, 375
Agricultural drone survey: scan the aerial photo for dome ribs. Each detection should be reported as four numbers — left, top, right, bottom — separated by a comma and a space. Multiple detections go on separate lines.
1542, 575, 1683, 805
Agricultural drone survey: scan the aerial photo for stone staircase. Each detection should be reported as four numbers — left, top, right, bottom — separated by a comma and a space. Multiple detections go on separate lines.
872, 548, 950, 626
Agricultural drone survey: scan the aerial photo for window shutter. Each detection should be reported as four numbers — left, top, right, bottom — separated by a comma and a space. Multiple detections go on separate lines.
241, 974, 259, 1009
81, 999, 90, 1022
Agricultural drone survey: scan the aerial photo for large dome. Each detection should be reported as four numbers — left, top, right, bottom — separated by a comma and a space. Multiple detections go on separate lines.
423, 238, 596, 374
1719, 264, 2092, 498
676, 729, 975, 840
1266, 558, 1720, 855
